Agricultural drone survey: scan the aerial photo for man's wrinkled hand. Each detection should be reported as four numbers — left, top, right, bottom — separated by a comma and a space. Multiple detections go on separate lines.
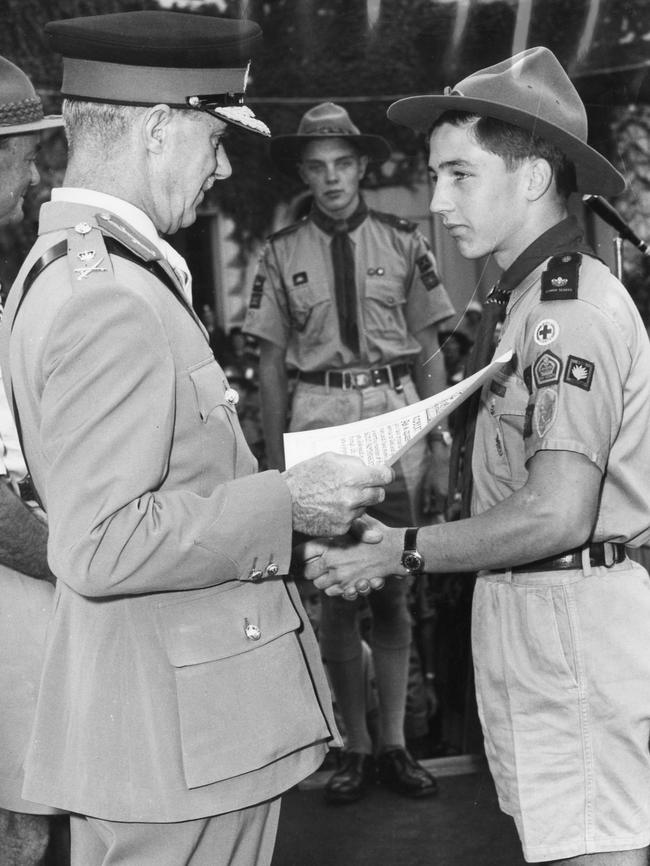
284, 453, 393, 537
299, 520, 400, 598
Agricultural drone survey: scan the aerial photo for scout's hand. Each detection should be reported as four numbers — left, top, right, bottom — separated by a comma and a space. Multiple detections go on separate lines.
301, 520, 402, 599
284, 453, 393, 537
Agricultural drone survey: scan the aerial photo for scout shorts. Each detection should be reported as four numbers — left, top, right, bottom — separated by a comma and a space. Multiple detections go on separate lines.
472, 558, 650, 862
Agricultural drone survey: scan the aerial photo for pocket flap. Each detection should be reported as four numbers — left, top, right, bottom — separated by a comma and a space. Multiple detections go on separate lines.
156, 581, 301, 667
189, 359, 233, 422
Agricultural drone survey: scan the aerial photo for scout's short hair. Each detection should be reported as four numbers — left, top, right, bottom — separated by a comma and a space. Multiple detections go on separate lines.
431, 109, 577, 199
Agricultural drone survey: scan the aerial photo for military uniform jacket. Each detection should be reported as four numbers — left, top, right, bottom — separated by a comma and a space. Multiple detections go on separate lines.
243, 209, 455, 370
472, 251, 650, 547
0, 200, 339, 821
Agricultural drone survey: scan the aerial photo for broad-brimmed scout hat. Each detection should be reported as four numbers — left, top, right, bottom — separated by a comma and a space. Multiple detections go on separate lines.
0, 56, 63, 137
270, 102, 391, 176
44, 11, 270, 137
388, 47, 625, 197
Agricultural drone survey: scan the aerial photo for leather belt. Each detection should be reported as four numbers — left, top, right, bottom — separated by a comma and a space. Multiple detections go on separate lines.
511, 542, 626, 573
298, 362, 412, 391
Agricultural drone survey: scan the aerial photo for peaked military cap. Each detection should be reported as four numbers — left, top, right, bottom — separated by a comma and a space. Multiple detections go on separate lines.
388, 47, 625, 197
44, 11, 269, 136
270, 102, 390, 177
0, 55, 62, 136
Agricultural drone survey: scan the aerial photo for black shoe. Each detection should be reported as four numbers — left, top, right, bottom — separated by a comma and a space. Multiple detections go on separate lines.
324, 751, 375, 805
376, 746, 439, 798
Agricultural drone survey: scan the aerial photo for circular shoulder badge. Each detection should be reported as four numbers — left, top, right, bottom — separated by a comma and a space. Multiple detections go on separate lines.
533, 318, 559, 346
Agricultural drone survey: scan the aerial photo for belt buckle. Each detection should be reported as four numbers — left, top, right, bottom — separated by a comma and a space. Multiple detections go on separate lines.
353, 371, 371, 389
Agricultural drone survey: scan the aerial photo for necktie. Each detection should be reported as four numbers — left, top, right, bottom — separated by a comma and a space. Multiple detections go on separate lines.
448, 215, 596, 518
310, 199, 369, 355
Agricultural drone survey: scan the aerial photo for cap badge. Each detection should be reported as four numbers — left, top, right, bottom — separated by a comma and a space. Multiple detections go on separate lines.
74, 222, 92, 235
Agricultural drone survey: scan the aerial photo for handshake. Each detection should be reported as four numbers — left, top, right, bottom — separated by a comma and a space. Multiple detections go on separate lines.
283, 452, 407, 601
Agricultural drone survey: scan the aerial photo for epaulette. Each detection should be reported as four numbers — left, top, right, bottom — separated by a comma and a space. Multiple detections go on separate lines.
540, 252, 582, 301
95, 212, 160, 262
368, 210, 417, 233
268, 216, 308, 242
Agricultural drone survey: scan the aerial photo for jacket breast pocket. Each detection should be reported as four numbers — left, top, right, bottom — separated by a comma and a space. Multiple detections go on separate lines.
156, 580, 330, 789
189, 358, 234, 423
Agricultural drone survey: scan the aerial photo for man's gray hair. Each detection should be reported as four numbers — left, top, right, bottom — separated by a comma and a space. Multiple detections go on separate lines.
63, 99, 147, 156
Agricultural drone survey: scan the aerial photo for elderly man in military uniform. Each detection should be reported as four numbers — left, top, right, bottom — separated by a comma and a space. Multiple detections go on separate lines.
244, 102, 455, 804
0, 12, 393, 866
303, 48, 650, 865
0, 55, 63, 866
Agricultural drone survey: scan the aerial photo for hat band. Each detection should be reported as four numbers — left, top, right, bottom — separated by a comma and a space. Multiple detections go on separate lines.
306, 124, 356, 135
0, 96, 45, 129
61, 58, 249, 107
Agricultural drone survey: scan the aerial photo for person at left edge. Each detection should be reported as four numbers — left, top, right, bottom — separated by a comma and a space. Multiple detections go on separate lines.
0, 12, 393, 866
0, 55, 63, 866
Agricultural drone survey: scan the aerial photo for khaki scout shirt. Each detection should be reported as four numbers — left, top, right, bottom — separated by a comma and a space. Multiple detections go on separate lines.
243, 210, 455, 371
472, 253, 650, 547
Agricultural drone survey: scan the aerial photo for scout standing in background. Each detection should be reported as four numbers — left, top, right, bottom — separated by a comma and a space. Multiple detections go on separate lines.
244, 102, 454, 804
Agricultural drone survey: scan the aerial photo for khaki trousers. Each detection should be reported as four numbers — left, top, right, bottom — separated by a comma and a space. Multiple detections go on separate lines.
70, 798, 281, 866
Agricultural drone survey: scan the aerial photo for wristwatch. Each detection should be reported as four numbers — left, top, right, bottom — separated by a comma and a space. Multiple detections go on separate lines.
401, 527, 424, 574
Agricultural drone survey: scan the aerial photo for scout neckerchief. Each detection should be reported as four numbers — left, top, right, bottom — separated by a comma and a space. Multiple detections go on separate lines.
310, 197, 368, 355
449, 214, 595, 518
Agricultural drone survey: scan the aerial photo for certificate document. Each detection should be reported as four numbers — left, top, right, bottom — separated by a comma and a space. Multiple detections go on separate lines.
283, 350, 513, 469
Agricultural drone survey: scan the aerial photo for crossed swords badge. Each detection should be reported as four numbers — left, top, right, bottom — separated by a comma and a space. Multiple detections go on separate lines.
73, 221, 108, 280
74, 249, 107, 280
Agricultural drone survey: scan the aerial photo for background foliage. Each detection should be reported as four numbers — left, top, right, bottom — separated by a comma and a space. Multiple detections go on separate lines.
0, 0, 648, 311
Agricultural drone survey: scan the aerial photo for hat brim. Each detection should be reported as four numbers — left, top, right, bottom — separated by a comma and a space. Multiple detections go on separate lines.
270, 132, 390, 177
388, 95, 625, 198
0, 115, 64, 137
195, 105, 270, 137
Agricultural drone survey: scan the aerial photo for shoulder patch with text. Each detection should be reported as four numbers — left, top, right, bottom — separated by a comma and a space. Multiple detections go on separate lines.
248, 273, 265, 309
541, 252, 581, 301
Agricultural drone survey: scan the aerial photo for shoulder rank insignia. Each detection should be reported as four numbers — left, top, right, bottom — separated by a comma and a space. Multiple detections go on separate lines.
541, 252, 581, 301
66, 223, 113, 282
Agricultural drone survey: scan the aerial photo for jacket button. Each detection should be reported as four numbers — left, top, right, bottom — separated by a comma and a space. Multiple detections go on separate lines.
224, 388, 239, 405
244, 621, 261, 641
265, 563, 279, 577
248, 569, 264, 582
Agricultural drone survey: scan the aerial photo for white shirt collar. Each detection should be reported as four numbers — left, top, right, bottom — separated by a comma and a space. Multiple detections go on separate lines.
51, 188, 193, 302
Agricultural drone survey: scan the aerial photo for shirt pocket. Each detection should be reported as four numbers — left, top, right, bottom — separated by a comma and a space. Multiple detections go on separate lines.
286, 278, 332, 334
155, 580, 330, 788
363, 278, 408, 341
480, 377, 528, 484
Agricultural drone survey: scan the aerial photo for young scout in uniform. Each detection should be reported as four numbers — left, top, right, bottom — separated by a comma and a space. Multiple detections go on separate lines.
302, 48, 650, 865
0, 13, 393, 866
0, 55, 62, 866
244, 102, 455, 803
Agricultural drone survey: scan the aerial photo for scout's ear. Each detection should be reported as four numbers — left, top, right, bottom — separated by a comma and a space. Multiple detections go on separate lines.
526, 156, 554, 202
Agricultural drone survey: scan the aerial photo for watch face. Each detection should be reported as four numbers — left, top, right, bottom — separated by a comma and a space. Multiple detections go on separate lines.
402, 551, 423, 573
